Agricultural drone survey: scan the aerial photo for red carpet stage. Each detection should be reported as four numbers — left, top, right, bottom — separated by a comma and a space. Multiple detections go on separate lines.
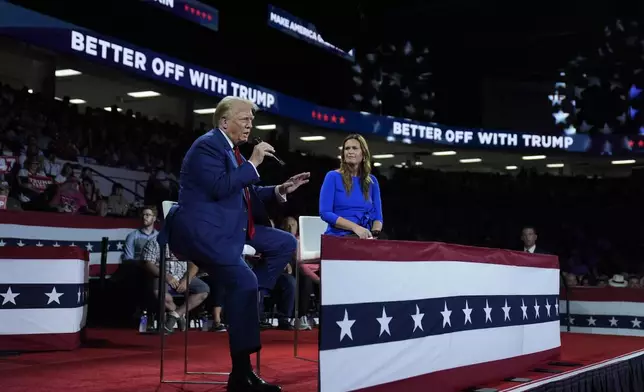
1, 329, 644, 392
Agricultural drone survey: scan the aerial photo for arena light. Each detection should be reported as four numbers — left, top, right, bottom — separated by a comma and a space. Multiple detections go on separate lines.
373, 154, 395, 159
55, 69, 82, 77
27, 89, 33, 94
127, 91, 160, 98
547, 163, 565, 168
256, 124, 277, 130
459, 158, 482, 163
194, 108, 217, 114
373, 162, 382, 167
300, 136, 326, 142
506, 165, 518, 170
336, 155, 341, 160
104, 107, 122, 112
69, 99, 86, 104
612, 159, 636, 165
432, 150, 456, 156
522, 155, 547, 160
414, 161, 423, 166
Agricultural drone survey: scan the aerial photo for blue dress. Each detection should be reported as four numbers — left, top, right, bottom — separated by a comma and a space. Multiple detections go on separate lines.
319, 171, 383, 236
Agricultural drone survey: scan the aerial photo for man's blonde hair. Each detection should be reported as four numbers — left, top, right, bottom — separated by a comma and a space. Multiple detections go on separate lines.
212, 96, 258, 128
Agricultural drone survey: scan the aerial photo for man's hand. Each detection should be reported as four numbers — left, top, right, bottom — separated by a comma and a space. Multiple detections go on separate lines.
249, 141, 276, 167
278, 172, 311, 195
167, 275, 180, 289
176, 279, 188, 293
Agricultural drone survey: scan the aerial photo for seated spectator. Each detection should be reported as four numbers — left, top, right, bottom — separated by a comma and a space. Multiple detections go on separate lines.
81, 176, 101, 213
259, 263, 296, 330
0, 181, 21, 211
43, 150, 62, 178
55, 162, 74, 184
281, 216, 318, 330
48, 177, 87, 214
16, 158, 47, 203
107, 183, 129, 216
122, 206, 159, 262
628, 276, 641, 288
200, 274, 227, 332
141, 238, 209, 332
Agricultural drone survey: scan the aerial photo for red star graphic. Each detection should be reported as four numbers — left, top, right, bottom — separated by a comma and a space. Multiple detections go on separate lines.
208, 15, 213, 21
628, 140, 635, 147
311, 111, 317, 118
196, 10, 201, 17
202, 13, 208, 19
323, 114, 329, 121
639, 140, 644, 147
190, 7, 196, 14
331, 115, 337, 123
317, 113, 322, 120
184, 4, 189, 11
339, 116, 345, 124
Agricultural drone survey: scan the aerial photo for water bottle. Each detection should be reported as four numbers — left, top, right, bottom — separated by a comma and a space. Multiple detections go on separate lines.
138, 311, 148, 333
201, 314, 209, 331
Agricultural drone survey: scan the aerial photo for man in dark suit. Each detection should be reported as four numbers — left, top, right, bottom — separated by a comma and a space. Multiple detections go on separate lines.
163, 96, 310, 392
521, 226, 548, 254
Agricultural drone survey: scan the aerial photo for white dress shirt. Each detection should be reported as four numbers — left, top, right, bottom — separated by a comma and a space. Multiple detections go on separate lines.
524, 245, 536, 253
218, 129, 286, 202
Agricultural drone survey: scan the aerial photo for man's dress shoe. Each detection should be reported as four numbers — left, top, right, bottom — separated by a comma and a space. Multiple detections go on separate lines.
227, 370, 282, 392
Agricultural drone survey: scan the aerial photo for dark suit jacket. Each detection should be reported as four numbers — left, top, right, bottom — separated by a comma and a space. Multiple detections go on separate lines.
166, 129, 277, 266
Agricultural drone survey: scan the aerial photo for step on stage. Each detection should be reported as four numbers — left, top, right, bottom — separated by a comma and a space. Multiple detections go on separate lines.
1, 329, 644, 392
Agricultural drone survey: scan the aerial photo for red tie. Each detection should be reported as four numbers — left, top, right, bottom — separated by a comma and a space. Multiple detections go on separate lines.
234, 147, 255, 239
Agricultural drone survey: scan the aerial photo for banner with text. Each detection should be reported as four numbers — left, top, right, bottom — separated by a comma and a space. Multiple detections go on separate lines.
0, 2, 605, 154
267, 5, 354, 62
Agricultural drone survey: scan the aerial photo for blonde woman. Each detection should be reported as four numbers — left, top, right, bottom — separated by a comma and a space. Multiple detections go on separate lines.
319, 134, 383, 239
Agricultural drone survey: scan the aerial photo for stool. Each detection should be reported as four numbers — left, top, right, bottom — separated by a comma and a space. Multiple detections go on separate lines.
158, 200, 261, 385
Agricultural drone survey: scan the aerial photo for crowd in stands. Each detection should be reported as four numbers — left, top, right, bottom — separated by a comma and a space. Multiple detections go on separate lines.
2, 81, 644, 302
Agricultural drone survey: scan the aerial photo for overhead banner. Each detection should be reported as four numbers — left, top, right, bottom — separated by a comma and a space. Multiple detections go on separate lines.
140, 0, 219, 32
267, 5, 354, 62
0, 2, 605, 154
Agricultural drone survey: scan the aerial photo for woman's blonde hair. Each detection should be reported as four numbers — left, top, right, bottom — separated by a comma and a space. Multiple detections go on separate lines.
339, 134, 372, 200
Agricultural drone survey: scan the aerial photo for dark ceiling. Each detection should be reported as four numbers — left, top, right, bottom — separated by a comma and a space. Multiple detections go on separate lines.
265, 0, 636, 80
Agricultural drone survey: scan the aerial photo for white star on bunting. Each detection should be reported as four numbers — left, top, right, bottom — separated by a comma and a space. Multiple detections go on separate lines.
116, 242, 124, 250
336, 309, 356, 341
77, 288, 82, 304
520, 299, 528, 320
376, 306, 392, 337
587, 316, 597, 326
502, 299, 511, 321
86, 243, 94, 252
412, 304, 425, 331
45, 287, 64, 305
1, 287, 20, 305
439, 302, 451, 328
483, 300, 492, 323
632, 318, 642, 328
53, 242, 60, 247
462, 300, 473, 325
609, 317, 618, 327
554, 302, 559, 316
545, 299, 551, 317
533, 299, 540, 319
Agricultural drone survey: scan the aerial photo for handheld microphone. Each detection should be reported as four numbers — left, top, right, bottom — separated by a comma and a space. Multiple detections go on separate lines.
252, 137, 286, 166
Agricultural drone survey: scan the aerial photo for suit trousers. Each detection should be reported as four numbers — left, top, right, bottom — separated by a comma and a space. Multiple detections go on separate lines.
200, 225, 296, 355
